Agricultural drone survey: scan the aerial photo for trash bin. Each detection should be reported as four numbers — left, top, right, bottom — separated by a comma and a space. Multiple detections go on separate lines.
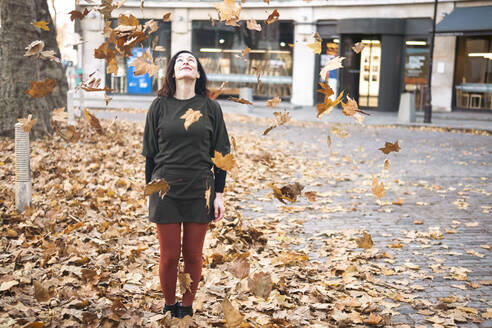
398, 92, 416, 123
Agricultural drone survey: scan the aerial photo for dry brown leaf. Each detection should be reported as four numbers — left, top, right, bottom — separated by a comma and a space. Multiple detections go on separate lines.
241, 46, 250, 57
392, 198, 404, 206
178, 271, 193, 295
18, 114, 38, 132
221, 298, 244, 327
180, 108, 202, 131
107, 57, 118, 75
24, 78, 56, 98
214, 0, 241, 23
307, 40, 321, 54
248, 271, 273, 299
212, 151, 236, 171
327, 134, 332, 149
352, 42, 365, 54
24, 40, 45, 57
266, 96, 281, 108
204, 186, 211, 211
32, 20, 50, 31
163, 12, 171, 21
342, 96, 368, 124
69, 8, 90, 21
356, 231, 373, 249
55, 125, 80, 143
132, 48, 159, 77
263, 109, 291, 135
143, 20, 158, 34
228, 96, 253, 105
227, 257, 250, 279
246, 18, 262, 31
384, 158, 390, 170
320, 56, 345, 80
209, 82, 227, 100
270, 182, 304, 204
83, 109, 105, 135
364, 312, 382, 325
144, 178, 170, 198
265, 9, 279, 25
316, 84, 343, 118
378, 141, 401, 154
371, 175, 385, 199
304, 191, 317, 202
39, 50, 61, 63
33, 280, 51, 302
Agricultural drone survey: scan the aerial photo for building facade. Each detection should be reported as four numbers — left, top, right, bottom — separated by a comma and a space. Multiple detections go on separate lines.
77, 0, 492, 113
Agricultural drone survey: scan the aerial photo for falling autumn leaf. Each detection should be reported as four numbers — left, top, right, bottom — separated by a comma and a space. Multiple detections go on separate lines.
24, 40, 45, 57
221, 298, 244, 327
107, 57, 118, 74
270, 182, 304, 204
210, 82, 227, 100
18, 114, 38, 132
327, 134, 332, 148
266, 96, 281, 108
54, 124, 80, 143
131, 48, 159, 77
162, 12, 171, 21
316, 84, 344, 118
265, 9, 279, 24
241, 46, 250, 57
24, 78, 56, 98
104, 94, 112, 106
180, 108, 202, 131
69, 8, 90, 21
320, 56, 345, 80
263, 109, 291, 135
342, 96, 368, 124
83, 109, 105, 135
371, 175, 385, 199
356, 231, 373, 249
144, 178, 170, 198
212, 151, 236, 171
330, 126, 349, 138
143, 20, 158, 34
214, 0, 241, 23
306, 32, 322, 54
246, 18, 262, 31
32, 20, 50, 31
178, 271, 193, 294
378, 141, 401, 155
39, 50, 61, 63
352, 42, 365, 54
384, 158, 390, 170
228, 96, 253, 105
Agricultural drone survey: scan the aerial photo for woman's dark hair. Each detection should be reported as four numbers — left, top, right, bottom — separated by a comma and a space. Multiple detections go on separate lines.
157, 50, 210, 98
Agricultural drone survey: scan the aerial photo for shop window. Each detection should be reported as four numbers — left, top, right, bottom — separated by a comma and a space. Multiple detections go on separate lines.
454, 35, 492, 111
358, 39, 381, 108
404, 39, 430, 111
104, 19, 171, 95
192, 20, 294, 98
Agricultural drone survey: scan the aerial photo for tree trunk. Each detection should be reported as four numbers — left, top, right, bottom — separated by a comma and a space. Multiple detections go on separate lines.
0, 0, 68, 138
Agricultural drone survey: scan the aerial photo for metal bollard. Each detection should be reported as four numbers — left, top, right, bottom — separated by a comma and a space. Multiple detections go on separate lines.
15, 123, 32, 213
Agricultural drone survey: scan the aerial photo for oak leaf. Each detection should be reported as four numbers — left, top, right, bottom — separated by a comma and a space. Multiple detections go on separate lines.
378, 141, 401, 154
32, 21, 50, 31
18, 114, 37, 132
180, 108, 202, 131
24, 78, 56, 98
212, 151, 236, 171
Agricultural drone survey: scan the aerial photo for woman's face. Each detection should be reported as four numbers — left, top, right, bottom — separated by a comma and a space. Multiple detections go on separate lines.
173, 53, 200, 81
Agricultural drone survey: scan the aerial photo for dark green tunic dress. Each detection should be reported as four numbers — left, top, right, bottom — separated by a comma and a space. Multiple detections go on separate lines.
142, 94, 231, 224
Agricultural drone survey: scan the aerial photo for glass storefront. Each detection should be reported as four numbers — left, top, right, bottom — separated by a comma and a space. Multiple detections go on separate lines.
403, 39, 430, 110
191, 20, 293, 99
454, 35, 492, 111
105, 19, 171, 95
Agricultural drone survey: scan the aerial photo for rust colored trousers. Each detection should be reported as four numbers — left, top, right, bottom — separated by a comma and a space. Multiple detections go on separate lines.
156, 222, 208, 307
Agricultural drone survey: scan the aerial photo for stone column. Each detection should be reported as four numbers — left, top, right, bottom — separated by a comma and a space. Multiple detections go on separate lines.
171, 8, 192, 56
291, 14, 316, 107
431, 36, 456, 112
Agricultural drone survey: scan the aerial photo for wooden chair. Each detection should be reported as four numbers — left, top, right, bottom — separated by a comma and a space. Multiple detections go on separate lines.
470, 94, 482, 109
456, 89, 470, 108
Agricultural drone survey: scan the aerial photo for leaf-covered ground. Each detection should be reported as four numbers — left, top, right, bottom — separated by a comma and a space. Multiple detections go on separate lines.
1, 112, 491, 327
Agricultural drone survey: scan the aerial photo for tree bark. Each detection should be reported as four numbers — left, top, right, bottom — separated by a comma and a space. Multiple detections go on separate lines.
0, 0, 68, 138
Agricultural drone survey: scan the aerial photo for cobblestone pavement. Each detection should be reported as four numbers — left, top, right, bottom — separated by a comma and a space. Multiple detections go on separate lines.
93, 109, 491, 327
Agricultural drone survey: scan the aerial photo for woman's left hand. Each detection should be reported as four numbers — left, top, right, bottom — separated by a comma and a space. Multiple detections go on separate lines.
212, 193, 225, 222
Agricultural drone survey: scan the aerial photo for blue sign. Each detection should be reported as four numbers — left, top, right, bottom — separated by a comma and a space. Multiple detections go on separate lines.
127, 47, 153, 94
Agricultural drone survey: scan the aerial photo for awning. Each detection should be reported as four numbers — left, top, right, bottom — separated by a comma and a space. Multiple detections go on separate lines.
435, 6, 492, 35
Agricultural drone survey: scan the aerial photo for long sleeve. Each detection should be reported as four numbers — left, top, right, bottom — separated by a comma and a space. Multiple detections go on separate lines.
142, 98, 161, 158
210, 100, 231, 193
145, 156, 155, 184
213, 165, 226, 193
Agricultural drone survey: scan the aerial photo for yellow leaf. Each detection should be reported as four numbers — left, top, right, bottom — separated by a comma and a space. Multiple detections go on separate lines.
316, 84, 343, 118
18, 114, 37, 132
307, 40, 321, 54
180, 108, 202, 131
24, 78, 56, 98
212, 150, 236, 171
144, 178, 170, 198
356, 231, 373, 249
371, 175, 385, 199
266, 96, 281, 108
32, 20, 50, 31
241, 46, 250, 57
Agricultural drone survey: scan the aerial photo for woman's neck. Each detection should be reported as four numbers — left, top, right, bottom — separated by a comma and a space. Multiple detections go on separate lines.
174, 80, 196, 100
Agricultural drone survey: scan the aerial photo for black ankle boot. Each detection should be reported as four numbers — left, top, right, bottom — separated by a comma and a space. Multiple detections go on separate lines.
162, 301, 181, 318
177, 304, 193, 318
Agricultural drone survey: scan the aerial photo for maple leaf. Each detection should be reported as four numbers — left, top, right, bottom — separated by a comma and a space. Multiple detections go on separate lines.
241, 46, 250, 57
378, 141, 401, 154
32, 20, 50, 31
371, 175, 385, 199
248, 271, 273, 299
228, 96, 253, 105
144, 178, 170, 198
131, 48, 159, 77
214, 0, 241, 22
212, 151, 236, 171
24, 78, 56, 98
356, 231, 373, 249
316, 87, 344, 118
265, 9, 279, 24
221, 298, 244, 327
162, 12, 171, 21
307, 33, 322, 54
24, 40, 45, 57
352, 42, 365, 54
266, 96, 281, 108
320, 56, 345, 80
69, 8, 90, 21
246, 18, 262, 31
342, 96, 368, 124
18, 114, 37, 132
96, 0, 118, 21
180, 108, 202, 131
227, 257, 250, 279
84, 109, 105, 135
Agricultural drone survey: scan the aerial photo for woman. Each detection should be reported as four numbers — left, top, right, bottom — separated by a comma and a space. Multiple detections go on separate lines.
142, 50, 231, 319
